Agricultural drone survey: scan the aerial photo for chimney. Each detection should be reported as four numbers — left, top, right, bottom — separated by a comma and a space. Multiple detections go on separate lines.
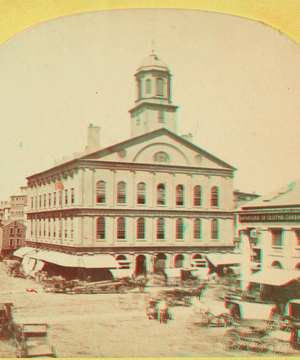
181, 133, 193, 143
85, 124, 101, 153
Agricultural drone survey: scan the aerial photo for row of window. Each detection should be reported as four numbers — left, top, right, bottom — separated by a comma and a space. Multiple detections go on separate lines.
30, 217, 220, 241
31, 189, 75, 209
272, 229, 300, 248
9, 228, 21, 234
96, 217, 219, 240
31, 218, 74, 239
97, 181, 220, 207
138, 78, 165, 99
9, 239, 21, 246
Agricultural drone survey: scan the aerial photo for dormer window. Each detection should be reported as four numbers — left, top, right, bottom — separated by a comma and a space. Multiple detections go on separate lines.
156, 78, 164, 96
153, 152, 170, 163
158, 111, 165, 123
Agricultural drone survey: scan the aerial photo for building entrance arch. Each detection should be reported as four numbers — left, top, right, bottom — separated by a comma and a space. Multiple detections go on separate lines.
174, 254, 184, 268
135, 254, 146, 276
154, 253, 167, 275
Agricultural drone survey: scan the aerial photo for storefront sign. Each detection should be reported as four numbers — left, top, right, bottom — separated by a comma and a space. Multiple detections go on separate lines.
239, 213, 300, 223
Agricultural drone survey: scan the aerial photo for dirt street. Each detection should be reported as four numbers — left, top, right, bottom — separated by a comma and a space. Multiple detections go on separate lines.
0, 267, 256, 358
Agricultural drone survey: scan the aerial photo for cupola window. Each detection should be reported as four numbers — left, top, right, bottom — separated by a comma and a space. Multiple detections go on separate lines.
156, 78, 164, 96
138, 80, 142, 99
158, 111, 165, 123
146, 79, 152, 94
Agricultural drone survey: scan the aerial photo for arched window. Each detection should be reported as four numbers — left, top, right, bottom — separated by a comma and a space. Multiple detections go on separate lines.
157, 218, 165, 239
137, 183, 146, 204
158, 111, 165, 123
157, 184, 166, 205
117, 217, 126, 239
211, 186, 219, 207
137, 218, 145, 239
97, 217, 105, 239
194, 219, 202, 239
146, 79, 152, 94
96, 181, 106, 204
116, 255, 127, 261
175, 254, 184, 268
153, 152, 170, 163
272, 261, 283, 269
156, 78, 164, 96
117, 182, 126, 204
176, 218, 184, 239
176, 185, 184, 206
211, 219, 219, 240
194, 186, 202, 207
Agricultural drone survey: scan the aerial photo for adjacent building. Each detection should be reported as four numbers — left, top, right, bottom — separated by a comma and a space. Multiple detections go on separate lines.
26, 52, 237, 275
237, 179, 300, 270
10, 186, 27, 222
0, 220, 27, 259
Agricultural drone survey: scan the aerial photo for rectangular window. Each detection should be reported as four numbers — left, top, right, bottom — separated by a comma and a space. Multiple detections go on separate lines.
10, 228, 14, 234
31, 197, 33, 209
48, 219, 51, 237
9, 239, 13, 246
49, 193, 51, 207
71, 188, 75, 204
39, 220, 41, 236
65, 218, 68, 238
17, 239, 20, 246
70, 217, 74, 239
17, 228, 21, 234
31, 219, 33, 236
272, 229, 283, 249
59, 219, 62, 238
65, 190, 68, 205
35, 196, 37, 208
59, 191, 62, 206
44, 194, 46, 207
53, 219, 56, 237
39, 195, 42, 208
54, 192, 57, 206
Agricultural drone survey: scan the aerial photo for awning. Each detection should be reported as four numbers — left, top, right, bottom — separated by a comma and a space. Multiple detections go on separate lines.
242, 268, 300, 286
33, 260, 45, 272
13, 247, 37, 258
110, 269, 134, 279
22, 256, 36, 275
78, 254, 119, 269
205, 253, 243, 267
28, 251, 119, 269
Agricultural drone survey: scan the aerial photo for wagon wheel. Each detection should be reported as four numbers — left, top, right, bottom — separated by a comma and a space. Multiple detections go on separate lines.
183, 279, 193, 288
165, 294, 176, 307
183, 296, 192, 307
118, 285, 128, 294
247, 340, 263, 354
87, 286, 96, 294
223, 332, 241, 351
193, 280, 201, 287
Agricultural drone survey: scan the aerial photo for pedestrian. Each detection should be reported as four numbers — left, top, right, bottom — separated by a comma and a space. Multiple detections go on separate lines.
157, 297, 169, 324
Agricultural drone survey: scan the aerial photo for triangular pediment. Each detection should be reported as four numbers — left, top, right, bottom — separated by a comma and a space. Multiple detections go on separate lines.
80, 129, 236, 171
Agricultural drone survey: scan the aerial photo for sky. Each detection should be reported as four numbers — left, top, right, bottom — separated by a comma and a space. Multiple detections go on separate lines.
1, 9, 300, 200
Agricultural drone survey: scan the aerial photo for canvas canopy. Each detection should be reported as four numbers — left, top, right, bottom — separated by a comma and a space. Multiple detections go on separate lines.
13, 247, 37, 258
164, 268, 182, 278
28, 251, 119, 269
242, 268, 300, 286
205, 253, 243, 267
110, 269, 134, 279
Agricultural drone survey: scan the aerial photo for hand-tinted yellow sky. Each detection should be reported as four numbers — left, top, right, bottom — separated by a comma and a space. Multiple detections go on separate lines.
1, 2, 300, 199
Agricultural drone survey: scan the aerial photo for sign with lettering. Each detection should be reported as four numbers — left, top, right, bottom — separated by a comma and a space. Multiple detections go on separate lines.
239, 213, 300, 223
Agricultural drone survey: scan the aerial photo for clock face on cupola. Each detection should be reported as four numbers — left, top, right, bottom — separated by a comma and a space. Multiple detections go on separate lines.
129, 51, 179, 138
